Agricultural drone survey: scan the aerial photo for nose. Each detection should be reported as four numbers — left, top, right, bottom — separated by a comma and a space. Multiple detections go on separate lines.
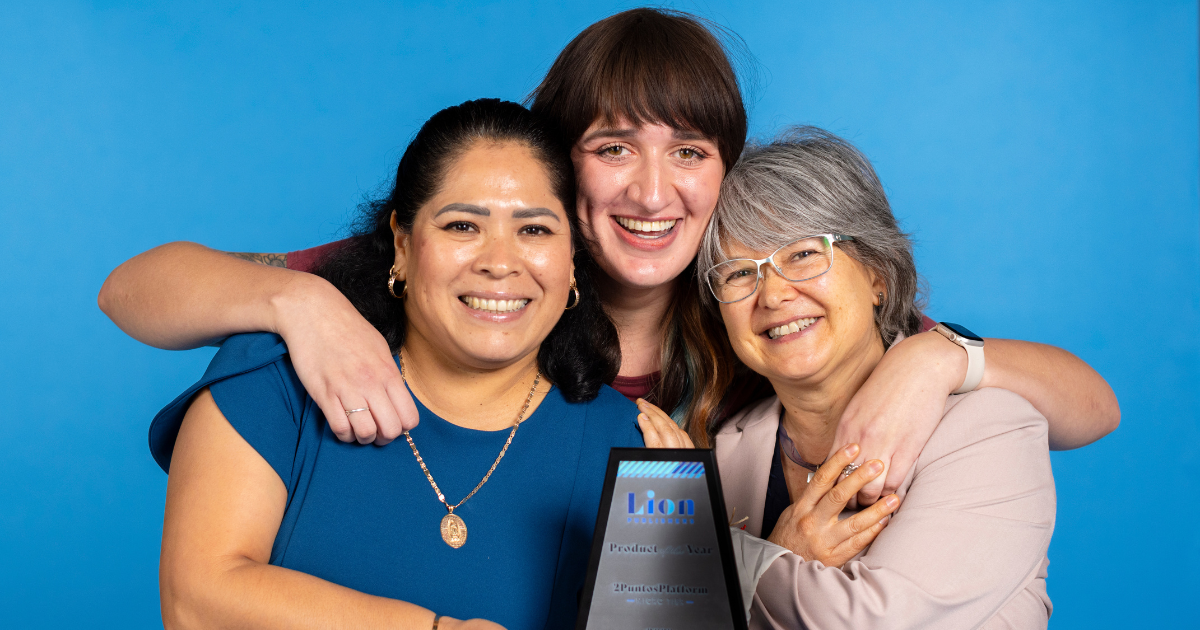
756, 263, 796, 309
472, 232, 522, 279
626, 154, 678, 214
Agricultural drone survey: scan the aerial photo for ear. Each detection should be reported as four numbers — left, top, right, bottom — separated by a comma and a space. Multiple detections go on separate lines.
867, 267, 888, 306
390, 211, 410, 280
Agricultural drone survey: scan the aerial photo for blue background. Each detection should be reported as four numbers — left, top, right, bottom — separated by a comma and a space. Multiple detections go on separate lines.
1, 1, 1196, 627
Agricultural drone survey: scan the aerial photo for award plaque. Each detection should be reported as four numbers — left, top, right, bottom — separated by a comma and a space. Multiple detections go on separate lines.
576, 448, 747, 630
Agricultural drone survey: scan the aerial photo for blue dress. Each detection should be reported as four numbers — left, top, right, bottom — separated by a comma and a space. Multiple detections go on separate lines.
149, 333, 643, 630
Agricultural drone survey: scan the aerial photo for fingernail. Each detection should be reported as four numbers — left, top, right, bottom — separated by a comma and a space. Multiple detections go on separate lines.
885, 495, 899, 508
638, 413, 647, 421
867, 461, 883, 474
843, 444, 859, 457
878, 515, 890, 526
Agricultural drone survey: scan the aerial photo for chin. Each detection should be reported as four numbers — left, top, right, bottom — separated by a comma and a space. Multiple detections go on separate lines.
454, 338, 541, 368
600, 253, 691, 290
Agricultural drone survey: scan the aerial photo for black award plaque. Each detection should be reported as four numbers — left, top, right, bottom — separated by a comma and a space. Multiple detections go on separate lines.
576, 448, 746, 630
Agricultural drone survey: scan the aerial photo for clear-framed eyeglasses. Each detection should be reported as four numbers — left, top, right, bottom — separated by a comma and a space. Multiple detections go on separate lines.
705, 234, 856, 304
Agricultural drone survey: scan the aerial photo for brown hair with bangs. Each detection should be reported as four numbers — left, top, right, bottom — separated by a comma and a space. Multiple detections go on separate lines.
527, 8, 750, 446
528, 7, 747, 174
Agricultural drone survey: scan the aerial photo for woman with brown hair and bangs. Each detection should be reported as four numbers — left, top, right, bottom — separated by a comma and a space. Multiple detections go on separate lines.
102, 6, 1115, 538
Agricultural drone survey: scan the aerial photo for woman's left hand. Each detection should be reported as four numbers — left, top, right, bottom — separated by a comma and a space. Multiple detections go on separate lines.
636, 399, 694, 448
831, 331, 965, 506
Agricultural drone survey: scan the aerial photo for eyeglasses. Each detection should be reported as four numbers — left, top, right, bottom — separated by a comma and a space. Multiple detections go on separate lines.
705, 234, 856, 304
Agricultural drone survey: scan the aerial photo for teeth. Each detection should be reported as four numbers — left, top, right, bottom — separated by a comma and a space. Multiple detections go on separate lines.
767, 317, 817, 339
615, 217, 678, 236
461, 296, 530, 313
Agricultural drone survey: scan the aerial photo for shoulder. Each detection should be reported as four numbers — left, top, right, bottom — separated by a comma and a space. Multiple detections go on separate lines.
716, 395, 781, 436
910, 388, 1054, 513
567, 384, 643, 448
927, 387, 1049, 456
150, 333, 304, 473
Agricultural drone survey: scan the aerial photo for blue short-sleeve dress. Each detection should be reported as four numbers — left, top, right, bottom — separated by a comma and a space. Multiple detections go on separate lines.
149, 333, 643, 630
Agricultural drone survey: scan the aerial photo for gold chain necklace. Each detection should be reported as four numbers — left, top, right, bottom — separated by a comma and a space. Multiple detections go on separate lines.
398, 352, 541, 549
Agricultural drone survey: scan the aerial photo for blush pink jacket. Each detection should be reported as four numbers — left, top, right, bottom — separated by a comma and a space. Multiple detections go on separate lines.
715, 388, 1056, 629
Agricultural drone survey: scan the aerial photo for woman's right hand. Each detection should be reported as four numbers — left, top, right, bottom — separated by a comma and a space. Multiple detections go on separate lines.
274, 273, 420, 444
766, 443, 900, 568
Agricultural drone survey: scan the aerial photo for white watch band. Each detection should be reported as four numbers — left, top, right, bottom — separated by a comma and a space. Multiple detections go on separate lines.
955, 342, 985, 394
933, 323, 986, 394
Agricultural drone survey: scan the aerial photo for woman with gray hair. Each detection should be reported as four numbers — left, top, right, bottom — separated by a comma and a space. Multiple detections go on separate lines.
646, 127, 1056, 628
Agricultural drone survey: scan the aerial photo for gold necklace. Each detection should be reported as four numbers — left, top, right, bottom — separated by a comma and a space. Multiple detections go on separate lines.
398, 352, 541, 549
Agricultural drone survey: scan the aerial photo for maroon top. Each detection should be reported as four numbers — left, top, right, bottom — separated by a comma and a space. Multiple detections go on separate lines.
286, 239, 351, 273
610, 373, 661, 403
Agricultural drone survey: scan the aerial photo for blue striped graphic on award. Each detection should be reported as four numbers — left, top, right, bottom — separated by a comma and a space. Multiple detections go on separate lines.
620, 461, 700, 524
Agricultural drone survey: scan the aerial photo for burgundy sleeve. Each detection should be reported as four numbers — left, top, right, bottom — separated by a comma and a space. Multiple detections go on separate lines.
285, 239, 352, 272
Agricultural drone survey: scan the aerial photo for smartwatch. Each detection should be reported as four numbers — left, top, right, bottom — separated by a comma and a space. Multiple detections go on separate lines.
933, 322, 985, 394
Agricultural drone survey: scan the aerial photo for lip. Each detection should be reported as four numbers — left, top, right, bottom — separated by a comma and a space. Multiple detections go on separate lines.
610, 215, 681, 252
760, 316, 822, 342
457, 292, 533, 323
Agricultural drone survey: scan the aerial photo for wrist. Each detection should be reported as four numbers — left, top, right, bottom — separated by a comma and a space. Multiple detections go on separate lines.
269, 271, 340, 339
908, 331, 969, 395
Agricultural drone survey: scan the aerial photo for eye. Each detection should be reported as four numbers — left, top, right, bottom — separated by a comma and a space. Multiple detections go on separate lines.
445, 221, 477, 233
725, 268, 755, 283
519, 224, 553, 236
597, 144, 629, 158
790, 250, 817, 261
676, 146, 709, 161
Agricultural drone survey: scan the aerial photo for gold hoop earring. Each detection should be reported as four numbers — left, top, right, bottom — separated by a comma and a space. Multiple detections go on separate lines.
388, 265, 407, 299
564, 276, 580, 310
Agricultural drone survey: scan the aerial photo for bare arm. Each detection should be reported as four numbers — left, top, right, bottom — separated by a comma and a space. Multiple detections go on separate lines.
161, 390, 501, 630
98, 242, 297, 349
979, 336, 1119, 449
835, 331, 1119, 502
99, 242, 418, 443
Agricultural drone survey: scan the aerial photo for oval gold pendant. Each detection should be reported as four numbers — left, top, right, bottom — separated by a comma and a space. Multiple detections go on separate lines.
440, 513, 467, 548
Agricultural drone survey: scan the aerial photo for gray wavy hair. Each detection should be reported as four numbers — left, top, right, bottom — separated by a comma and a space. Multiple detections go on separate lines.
699, 126, 925, 347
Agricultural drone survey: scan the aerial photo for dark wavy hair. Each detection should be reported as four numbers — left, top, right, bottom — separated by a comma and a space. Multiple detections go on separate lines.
312, 98, 620, 402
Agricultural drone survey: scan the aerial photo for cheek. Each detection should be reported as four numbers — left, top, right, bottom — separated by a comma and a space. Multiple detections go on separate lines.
411, 239, 471, 285
576, 163, 627, 214
523, 242, 574, 286
719, 304, 754, 344
678, 168, 722, 220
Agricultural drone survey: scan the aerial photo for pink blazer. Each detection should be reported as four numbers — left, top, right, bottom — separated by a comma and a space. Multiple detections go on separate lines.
715, 388, 1056, 629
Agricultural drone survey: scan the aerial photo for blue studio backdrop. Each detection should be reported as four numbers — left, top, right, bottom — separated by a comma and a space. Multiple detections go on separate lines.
1, 1, 1196, 627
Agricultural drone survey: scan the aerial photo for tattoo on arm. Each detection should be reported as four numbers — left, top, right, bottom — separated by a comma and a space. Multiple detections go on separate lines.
228, 252, 288, 268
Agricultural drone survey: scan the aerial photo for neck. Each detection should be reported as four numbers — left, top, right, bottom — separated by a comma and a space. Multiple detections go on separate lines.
598, 272, 677, 377
774, 334, 887, 464
401, 332, 546, 432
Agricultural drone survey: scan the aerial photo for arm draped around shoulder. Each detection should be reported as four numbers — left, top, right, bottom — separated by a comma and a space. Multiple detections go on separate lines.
751, 388, 1056, 630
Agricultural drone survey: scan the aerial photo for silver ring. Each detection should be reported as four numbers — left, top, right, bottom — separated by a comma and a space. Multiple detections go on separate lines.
841, 463, 860, 477
344, 407, 369, 416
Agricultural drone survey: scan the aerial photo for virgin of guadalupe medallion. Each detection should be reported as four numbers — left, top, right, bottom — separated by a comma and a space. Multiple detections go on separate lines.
441, 512, 467, 548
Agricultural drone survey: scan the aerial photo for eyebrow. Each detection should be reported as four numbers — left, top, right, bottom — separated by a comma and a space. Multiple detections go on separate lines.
434, 203, 489, 217
578, 127, 636, 144
512, 207, 560, 221
578, 126, 713, 145
434, 203, 559, 222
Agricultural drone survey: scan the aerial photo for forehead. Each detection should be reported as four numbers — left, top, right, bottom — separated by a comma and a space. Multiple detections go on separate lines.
577, 118, 717, 146
437, 143, 554, 197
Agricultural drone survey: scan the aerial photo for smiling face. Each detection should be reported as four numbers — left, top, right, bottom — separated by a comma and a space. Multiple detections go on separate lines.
571, 120, 725, 290
717, 239, 887, 389
392, 141, 573, 371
